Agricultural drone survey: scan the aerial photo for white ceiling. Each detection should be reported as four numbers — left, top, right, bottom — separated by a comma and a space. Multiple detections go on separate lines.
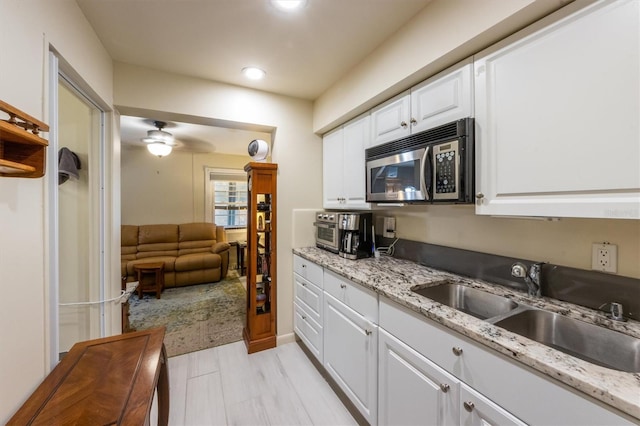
76, 0, 432, 155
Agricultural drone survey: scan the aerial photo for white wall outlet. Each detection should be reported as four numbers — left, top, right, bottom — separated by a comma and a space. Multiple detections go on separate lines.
591, 243, 617, 273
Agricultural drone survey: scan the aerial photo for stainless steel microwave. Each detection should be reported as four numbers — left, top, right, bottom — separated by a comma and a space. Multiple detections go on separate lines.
365, 118, 474, 204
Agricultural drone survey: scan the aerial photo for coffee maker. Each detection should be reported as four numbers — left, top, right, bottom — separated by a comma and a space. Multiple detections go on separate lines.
338, 212, 373, 260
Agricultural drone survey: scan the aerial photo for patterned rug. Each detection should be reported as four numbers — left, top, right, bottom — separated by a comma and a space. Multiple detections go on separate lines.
129, 271, 246, 357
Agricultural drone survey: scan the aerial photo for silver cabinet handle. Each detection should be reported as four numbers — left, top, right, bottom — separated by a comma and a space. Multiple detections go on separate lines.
301, 282, 307, 286
302, 264, 306, 268
365, 329, 372, 335
340, 284, 347, 289
475, 193, 484, 199
410, 118, 417, 125
301, 314, 307, 320
452, 347, 463, 356
440, 383, 450, 393
463, 401, 475, 412
400, 121, 407, 128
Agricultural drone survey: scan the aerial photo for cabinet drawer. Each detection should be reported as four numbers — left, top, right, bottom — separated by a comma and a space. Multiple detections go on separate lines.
294, 302, 323, 363
293, 255, 323, 287
324, 270, 378, 324
294, 273, 323, 324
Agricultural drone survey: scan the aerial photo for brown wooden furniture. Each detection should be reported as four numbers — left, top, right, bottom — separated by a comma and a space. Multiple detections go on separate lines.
134, 262, 165, 299
243, 162, 278, 354
7, 327, 169, 426
0, 99, 49, 178
236, 240, 247, 276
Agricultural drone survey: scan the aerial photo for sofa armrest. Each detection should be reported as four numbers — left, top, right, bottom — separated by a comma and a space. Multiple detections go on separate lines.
211, 241, 230, 254
216, 226, 227, 243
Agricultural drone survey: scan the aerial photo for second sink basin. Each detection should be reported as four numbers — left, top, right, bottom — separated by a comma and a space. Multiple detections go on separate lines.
412, 283, 518, 320
494, 309, 640, 372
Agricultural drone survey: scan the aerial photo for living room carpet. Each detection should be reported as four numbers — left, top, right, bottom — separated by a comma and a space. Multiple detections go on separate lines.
128, 270, 246, 357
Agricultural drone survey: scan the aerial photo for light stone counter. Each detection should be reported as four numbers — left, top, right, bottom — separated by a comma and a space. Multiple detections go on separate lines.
293, 247, 640, 421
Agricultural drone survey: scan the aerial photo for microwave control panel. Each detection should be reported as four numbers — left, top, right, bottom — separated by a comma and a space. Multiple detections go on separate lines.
433, 140, 459, 199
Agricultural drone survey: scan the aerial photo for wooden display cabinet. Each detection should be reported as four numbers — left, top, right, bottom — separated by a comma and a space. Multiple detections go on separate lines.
243, 162, 278, 353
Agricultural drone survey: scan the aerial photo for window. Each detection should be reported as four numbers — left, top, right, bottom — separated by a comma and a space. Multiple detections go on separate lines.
205, 168, 247, 228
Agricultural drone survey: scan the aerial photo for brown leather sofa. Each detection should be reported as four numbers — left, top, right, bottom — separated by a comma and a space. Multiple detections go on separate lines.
121, 223, 231, 288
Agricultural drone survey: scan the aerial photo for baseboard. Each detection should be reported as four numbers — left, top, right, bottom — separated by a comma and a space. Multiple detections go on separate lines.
276, 332, 296, 346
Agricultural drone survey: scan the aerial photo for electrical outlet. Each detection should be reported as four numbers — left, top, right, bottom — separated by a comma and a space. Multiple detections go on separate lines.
591, 243, 617, 273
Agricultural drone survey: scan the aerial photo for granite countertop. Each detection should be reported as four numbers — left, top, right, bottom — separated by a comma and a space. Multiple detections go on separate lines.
293, 247, 640, 421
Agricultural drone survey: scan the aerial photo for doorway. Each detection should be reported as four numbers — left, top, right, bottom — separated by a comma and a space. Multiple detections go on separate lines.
48, 53, 106, 363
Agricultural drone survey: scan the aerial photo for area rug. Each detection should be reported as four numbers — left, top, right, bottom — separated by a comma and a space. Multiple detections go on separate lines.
129, 271, 246, 357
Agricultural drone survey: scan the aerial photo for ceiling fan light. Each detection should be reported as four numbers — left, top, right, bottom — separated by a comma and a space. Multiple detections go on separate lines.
242, 67, 266, 80
147, 142, 172, 157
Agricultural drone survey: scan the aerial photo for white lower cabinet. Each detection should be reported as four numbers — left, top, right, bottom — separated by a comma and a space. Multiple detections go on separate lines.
378, 328, 459, 426
459, 384, 525, 426
324, 292, 378, 425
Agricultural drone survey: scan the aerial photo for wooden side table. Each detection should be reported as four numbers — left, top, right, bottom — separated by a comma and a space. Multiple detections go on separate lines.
134, 262, 165, 299
237, 241, 247, 276
7, 327, 169, 426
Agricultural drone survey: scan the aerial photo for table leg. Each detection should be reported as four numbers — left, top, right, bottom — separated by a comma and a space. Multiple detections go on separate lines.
157, 343, 170, 426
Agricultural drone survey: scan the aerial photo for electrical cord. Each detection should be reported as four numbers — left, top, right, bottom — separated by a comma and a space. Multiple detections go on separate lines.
59, 283, 138, 306
377, 238, 399, 256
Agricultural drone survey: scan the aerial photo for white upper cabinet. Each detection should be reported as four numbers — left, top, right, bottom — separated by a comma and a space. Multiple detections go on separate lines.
370, 59, 474, 147
411, 57, 473, 134
474, 0, 640, 219
322, 114, 371, 210
370, 91, 411, 146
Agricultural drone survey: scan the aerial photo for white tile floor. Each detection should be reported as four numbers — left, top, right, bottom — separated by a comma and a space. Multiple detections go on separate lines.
152, 340, 357, 426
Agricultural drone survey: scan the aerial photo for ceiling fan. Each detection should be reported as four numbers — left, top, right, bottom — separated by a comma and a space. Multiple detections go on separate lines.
141, 121, 176, 157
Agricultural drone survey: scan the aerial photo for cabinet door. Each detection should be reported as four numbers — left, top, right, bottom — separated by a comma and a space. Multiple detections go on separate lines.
474, 0, 640, 219
324, 292, 377, 425
460, 384, 526, 426
322, 127, 345, 209
370, 91, 411, 146
379, 329, 459, 426
343, 115, 371, 209
411, 58, 473, 133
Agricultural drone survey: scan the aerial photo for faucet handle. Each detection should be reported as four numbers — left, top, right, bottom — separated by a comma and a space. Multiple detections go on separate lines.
599, 302, 627, 322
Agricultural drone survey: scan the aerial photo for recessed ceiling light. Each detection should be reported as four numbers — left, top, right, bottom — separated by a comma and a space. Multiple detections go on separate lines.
271, 0, 307, 11
242, 67, 266, 80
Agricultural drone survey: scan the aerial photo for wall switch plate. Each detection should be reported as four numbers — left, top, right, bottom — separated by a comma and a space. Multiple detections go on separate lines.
592, 243, 617, 273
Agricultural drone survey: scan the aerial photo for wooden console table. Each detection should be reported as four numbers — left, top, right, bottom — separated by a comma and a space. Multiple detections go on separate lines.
7, 327, 169, 425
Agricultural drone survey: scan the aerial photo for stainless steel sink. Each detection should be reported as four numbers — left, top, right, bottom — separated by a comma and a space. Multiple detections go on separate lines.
494, 309, 640, 373
412, 283, 519, 320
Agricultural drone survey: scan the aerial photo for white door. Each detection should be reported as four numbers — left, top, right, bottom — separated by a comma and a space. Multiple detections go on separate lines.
474, 0, 640, 219
460, 384, 526, 426
378, 328, 460, 426
322, 127, 344, 209
342, 114, 371, 209
324, 292, 377, 424
370, 91, 411, 146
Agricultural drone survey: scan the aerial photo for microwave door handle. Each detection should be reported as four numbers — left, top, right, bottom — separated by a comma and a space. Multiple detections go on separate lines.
420, 146, 430, 201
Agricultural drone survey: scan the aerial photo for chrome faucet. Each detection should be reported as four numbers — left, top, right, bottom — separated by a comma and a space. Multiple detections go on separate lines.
511, 262, 544, 297
599, 302, 627, 322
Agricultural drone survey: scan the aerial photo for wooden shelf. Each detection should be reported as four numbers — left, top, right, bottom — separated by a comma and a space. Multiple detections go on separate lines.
0, 99, 49, 178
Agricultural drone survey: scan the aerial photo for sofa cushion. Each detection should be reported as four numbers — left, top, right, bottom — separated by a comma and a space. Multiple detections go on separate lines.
179, 222, 216, 243
138, 224, 179, 256
174, 252, 221, 272
121, 225, 139, 261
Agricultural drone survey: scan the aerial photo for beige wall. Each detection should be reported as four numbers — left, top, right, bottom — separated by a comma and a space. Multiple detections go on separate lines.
115, 62, 323, 343
380, 206, 640, 279
121, 148, 248, 225
0, 0, 114, 421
